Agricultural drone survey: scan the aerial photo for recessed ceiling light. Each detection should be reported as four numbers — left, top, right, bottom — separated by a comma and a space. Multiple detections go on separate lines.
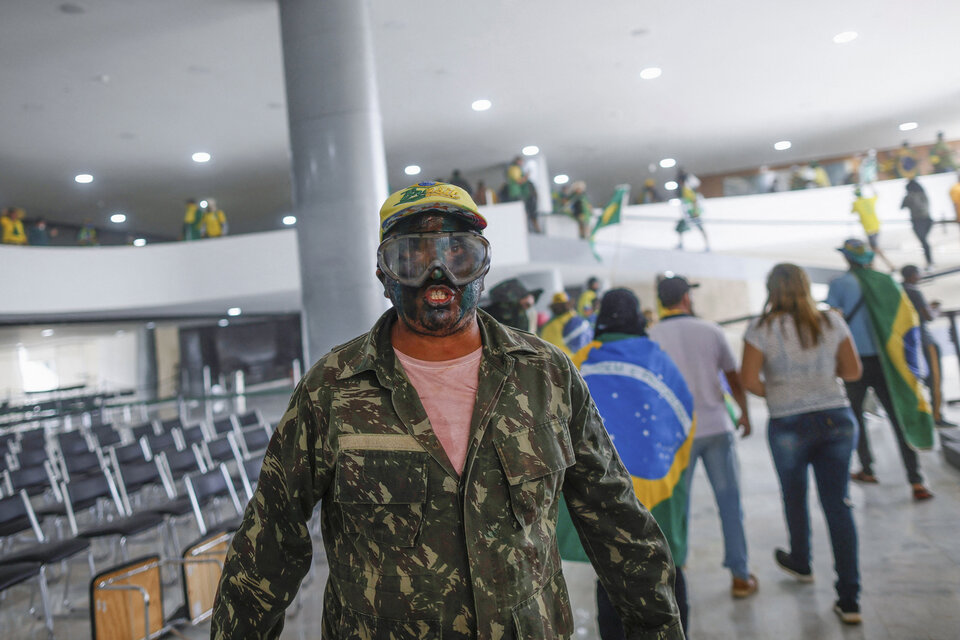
522, 145, 539, 156
192, 152, 211, 163
659, 158, 677, 169
218, 319, 229, 327
404, 165, 421, 176
554, 174, 570, 185
282, 215, 297, 226
74, 173, 93, 184
41, 329, 55, 337
639, 67, 662, 80
774, 140, 792, 151
471, 99, 492, 112
664, 180, 679, 190
199, 200, 208, 208
899, 121, 918, 131
133, 238, 146, 247
110, 213, 126, 224
833, 31, 858, 44
227, 307, 242, 317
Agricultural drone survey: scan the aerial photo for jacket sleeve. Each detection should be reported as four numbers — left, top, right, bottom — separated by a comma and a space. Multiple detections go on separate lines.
561, 363, 684, 640
211, 380, 331, 639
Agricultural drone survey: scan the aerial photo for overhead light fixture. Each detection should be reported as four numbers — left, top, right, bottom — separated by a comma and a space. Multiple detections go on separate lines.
74, 173, 93, 184
110, 213, 126, 224
522, 145, 539, 156
199, 200, 208, 208
774, 140, 792, 151
639, 67, 662, 80
227, 307, 242, 317
133, 238, 146, 247
192, 152, 211, 163
833, 31, 858, 44
282, 215, 297, 226
218, 319, 229, 327
899, 121, 918, 131
664, 181, 678, 190
659, 158, 677, 169
404, 165, 421, 176
554, 174, 570, 185
471, 99, 492, 112
41, 329, 55, 337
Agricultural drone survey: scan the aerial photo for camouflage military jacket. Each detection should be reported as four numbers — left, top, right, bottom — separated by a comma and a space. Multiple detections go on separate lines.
212, 309, 682, 640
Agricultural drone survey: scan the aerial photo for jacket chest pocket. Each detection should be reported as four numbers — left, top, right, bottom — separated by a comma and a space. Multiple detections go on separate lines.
494, 419, 575, 529
334, 447, 428, 547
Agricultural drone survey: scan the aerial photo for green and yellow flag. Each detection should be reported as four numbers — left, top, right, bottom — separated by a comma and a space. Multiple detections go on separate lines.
853, 268, 934, 449
589, 184, 629, 261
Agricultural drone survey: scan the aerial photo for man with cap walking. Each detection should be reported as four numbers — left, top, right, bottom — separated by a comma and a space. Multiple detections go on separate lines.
648, 274, 758, 599
483, 277, 542, 332
827, 240, 934, 500
211, 181, 683, 639
540, 291, 594, 358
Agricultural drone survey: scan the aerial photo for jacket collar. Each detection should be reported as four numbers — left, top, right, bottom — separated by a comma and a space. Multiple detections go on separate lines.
336, 307, 537, 383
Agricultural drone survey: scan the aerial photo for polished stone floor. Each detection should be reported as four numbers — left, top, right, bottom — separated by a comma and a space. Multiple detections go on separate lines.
3, 393, 958, 639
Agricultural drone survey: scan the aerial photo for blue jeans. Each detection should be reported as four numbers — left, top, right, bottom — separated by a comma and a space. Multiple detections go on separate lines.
768, 407, 860, 605
687, 431, 750, 579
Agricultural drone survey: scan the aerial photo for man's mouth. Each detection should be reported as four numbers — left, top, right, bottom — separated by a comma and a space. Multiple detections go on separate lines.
425, 285, 454, 306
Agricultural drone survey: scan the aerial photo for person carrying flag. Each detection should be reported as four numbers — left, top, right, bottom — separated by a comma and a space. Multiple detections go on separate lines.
826, 239, 934, 500
568, 288, 696, 638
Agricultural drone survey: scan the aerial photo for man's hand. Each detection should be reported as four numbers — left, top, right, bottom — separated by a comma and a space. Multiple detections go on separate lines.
737, 415, 752, 438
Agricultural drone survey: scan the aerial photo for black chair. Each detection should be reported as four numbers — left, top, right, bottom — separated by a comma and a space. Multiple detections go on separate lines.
58, 449, 105, 482
17, 428, 46, 452
211, 416, 236, 436
184, 465, 243, 535
235, 410, 262, 428
237, 453, 265, 502
237, 425, 271, 459
143, 431, 179, 456
0, 562, 53, 634
158, 417, 184, 433
91, 425, 122, 448
158, 448, 206, 483
60, 471, 166, 564
13, 444, 51, 469
129, 421, 159, 440
179, 425, 205, 448
0, 490, 92, 628
4, 462, 61, 499
55, 430, 91, 457
200, 433, 242, 467
108, 441, 148, 465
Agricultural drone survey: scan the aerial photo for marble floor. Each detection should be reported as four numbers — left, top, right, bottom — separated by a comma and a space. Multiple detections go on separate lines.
2, 394, 958, 639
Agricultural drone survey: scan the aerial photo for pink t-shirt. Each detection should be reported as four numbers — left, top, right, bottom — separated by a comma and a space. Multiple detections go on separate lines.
394, 347, 482, 475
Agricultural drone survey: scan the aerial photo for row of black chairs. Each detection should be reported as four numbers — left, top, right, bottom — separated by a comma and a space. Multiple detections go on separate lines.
0, 411, 271, 635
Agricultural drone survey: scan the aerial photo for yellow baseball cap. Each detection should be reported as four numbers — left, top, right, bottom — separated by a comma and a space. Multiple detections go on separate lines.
551, 292, 570, 304
379, 181, 486, 240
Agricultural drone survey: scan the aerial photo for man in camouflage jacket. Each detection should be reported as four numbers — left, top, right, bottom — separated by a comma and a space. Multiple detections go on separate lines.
211, 182, 682, 639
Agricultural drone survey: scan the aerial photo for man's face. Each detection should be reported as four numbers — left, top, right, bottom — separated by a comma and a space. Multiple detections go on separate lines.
378, 213, 485, 337
518, 294, 535, 310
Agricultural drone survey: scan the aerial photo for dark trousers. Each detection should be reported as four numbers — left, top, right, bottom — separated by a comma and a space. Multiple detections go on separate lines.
845, 355, 923, 484
597, 567, 688, 639
768, 407, 860, 606
911, 217, 933, 266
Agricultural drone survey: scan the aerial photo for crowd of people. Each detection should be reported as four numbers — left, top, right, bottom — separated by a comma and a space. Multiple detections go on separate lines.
182, 198, 228, 240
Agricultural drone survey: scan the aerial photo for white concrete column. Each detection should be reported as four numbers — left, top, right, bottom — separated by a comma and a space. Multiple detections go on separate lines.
279, 0, 389, 363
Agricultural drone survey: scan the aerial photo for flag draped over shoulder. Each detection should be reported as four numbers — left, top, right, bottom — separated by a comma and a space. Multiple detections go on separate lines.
589, 185, 629, 261
853, 268, 934, 449
557, 336, 695, 564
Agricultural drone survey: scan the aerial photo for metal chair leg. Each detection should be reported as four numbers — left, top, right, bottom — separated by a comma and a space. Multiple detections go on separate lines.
37, 565, 55, 635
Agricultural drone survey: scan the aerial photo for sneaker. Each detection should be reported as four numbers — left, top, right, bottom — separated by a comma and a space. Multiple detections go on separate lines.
774, 548, 814, 583
731, 573, 758, 598
833, 601, 862, 625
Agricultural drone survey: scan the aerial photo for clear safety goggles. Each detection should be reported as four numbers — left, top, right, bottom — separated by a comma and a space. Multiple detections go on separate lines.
377, 232, 491, 287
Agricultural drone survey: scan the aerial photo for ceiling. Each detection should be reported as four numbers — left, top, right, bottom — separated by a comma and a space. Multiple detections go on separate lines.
2, 0, 959, 239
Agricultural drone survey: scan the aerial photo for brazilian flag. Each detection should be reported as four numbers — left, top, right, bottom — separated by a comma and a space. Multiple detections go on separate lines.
589, 185, 630, 261
557, 336, 695, 564
853, 268, 935, 449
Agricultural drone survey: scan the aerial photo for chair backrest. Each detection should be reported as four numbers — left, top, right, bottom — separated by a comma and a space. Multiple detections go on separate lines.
109, 442, 147, 465
235, 411, 262, 428
63, 470, 121, 515
158, 417, 183, 433
56, 430, 91, 456
143, 432, 178, 457
0, 491, 42, 540
90, 554, 164, 640
211, 417, 235, 436
60, 450, 104, 481
18, 429, 46, 451
179, 426, 205, 447
159, 448, 204, 479
184, 465, 242, 535
128, 422, 157, 440
238, 425, 270, 459
92, 426, 122, 448
6, 463, 57, 496
14, 445, 50, 469
239, 453, 265, 501
180, 530, 232, 624
202, 433, 240, 466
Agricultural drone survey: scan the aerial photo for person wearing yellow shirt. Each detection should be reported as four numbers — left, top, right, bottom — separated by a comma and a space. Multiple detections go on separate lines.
183, 198, 203, 241
1, 208, 28, 245
851, 186, 894, 271
201, 198, 228, 238
539, 292, 594, 358
950, 172, 960, 224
